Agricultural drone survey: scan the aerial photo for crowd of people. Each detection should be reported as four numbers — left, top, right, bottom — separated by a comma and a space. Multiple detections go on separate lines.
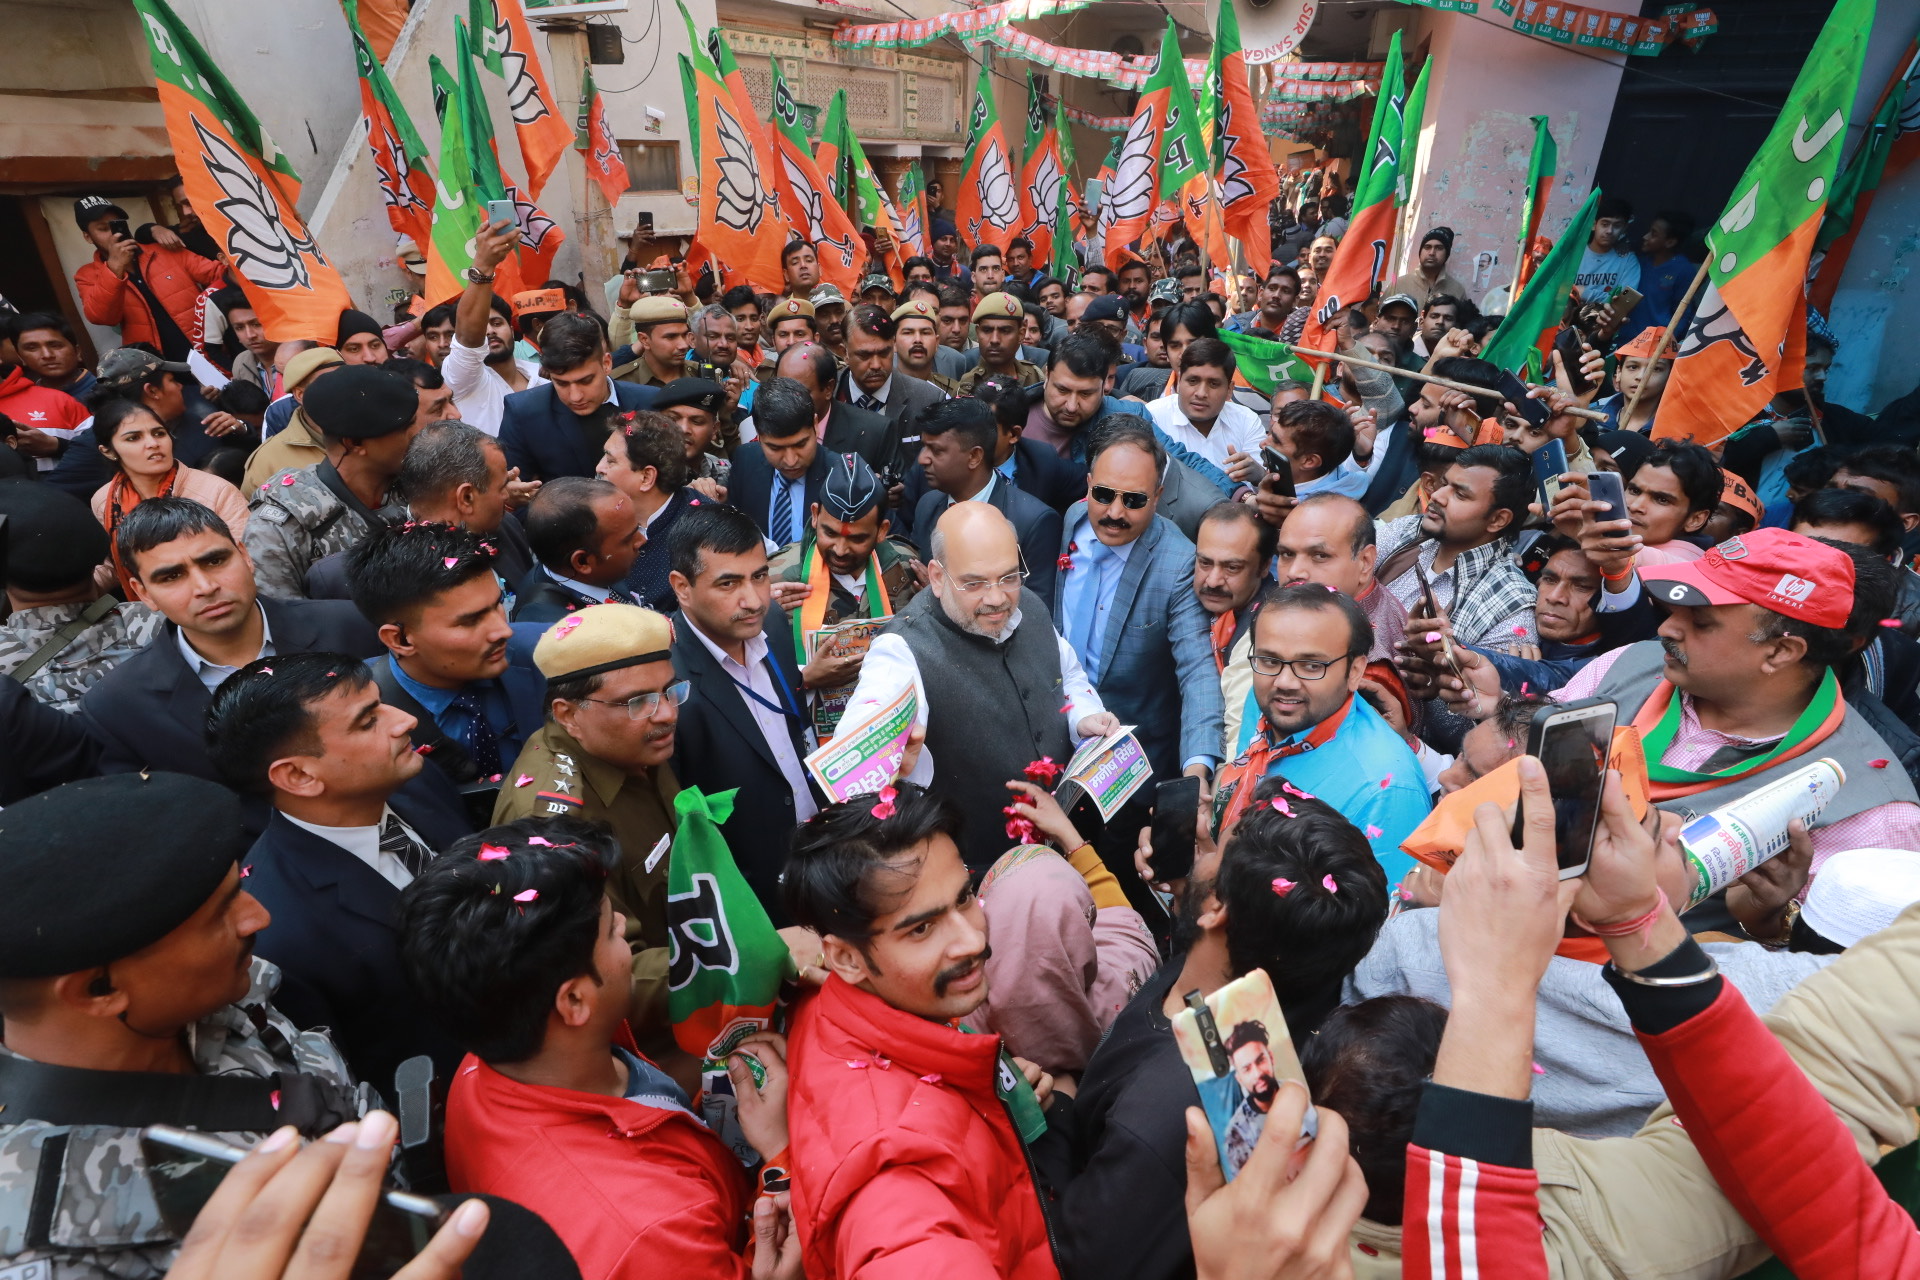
4, 172, 1920, 1280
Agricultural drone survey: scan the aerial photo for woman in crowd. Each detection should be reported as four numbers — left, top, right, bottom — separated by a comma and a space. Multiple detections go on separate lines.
89, 397, 248, 595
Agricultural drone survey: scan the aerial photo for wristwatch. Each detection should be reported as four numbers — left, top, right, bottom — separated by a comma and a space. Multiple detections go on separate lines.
1748, 898, 1801, 949
463, 267, 496, 284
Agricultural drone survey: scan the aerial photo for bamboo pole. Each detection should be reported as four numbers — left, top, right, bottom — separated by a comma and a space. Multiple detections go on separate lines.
1619, 257, 1710, 431
1289, 344, 1610, 422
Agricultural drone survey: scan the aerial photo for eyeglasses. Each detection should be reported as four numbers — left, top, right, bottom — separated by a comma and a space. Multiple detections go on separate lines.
947, 568, 1029, 596
1247, 653, 1360, 680
1090, 485, 1154, 511
577, 680, 690, 719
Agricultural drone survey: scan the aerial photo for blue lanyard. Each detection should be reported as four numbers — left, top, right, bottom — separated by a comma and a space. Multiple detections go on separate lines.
731, 654, 802, 721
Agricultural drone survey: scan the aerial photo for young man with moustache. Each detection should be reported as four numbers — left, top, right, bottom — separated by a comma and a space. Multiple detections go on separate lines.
837, 304, 945, 469
1192, 501, 1277, 757
889, 297, 952, 392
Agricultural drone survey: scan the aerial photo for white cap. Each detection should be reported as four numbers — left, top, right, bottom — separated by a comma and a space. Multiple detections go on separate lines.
1802, 848, 1920, 949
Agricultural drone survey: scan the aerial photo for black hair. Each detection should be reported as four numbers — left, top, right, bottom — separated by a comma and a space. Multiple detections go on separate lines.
525, 476, 621, 574
1200, 499, 1278, 565
753, 377, 817, 442
668, 500, 763, 582
346, 521, 500, 628
1258, 580, 1374, 657
395, 421, 499, 509
1085, 413, 1168, 474
902, 256, 936, 278
1792, 486, 1904, 558
610, 408, 691, 492
1158, 301, 1218, 345
1428, 355, 1502, 401
1079, 265, 1117, 291
115, 496, 234, 580
383, 355, 445, 391
1177, 336, 1236, 380
970, 243, 1004, 266
10, 311, 75, 343
1423, 293, 1464, 316
781, 238, 813, 267
783, 783, 966, 941
1650, 209, 1696, 244
1217, 781, 1388, 1029
847, 303, 896, 342
1837, 445, 1920, 517
1007, 236, 1033, 253
93, 399, 167, 469
1452, 443, 1535, 532
1047, 331, 1110, 380
543, 278, 601, 320
421, 301, 457, 331
204, 653, 372, 795
398, 816, 618, 1063
936, 282, 972, 311
1275, 400, 1355, 473
1596, 195, 1634, 222
537, 312, 607, 374
1783, 446, 1844, 495
1639, 440, 1723, 517
1291, 493, 1376, 556
1032, 274, 1063, 295
1066, 324, 1121, 372
971, 372, 1030, 429
720, 284, 761, 314
919, 396, 997, 459
211, 380, 270, 418
1300, 996, 1449, 1225
902, 281, 942, 306
1748, 537, 1886, 670
1174, 263, 1206, 284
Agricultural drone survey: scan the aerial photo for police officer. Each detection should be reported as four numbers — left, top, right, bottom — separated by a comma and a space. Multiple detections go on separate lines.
0, 773, 365, 1278
243, 364, 420, 599
491, 605, 686, 1043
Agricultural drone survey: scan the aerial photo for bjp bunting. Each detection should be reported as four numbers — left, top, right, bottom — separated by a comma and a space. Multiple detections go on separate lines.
1015, 72, 1065, 267
131, 0, 351, 340
1209, 0, 1280, 280
575, 63, 630, 209
1655, 0, 1870, 447
468, 0, 573, 198
1513, 115, 1557, 293
678, 7, 785, 293
958, 59, 1020, 251
767, 59, 862, 294
345, 0, 436, 252
1098, 19, 1207, 273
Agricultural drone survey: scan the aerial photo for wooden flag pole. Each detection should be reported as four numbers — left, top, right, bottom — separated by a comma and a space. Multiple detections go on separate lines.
1289, 343, 1610, 422
1619, 257, 1710, 431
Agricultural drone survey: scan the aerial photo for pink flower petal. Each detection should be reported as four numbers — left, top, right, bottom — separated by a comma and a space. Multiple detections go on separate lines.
1513, 625, 1527, 635
280, 474, 295, 486
259, 666, 272, 676
1379, 774, 1393, 788
1521, 682, 1530, 695
444, 557, 460, 569
478, 844, 511, 861
488, 774, 503, 783
1269, 797, 1292, 816
1364, 824, 1383, 839
1884, 619, 1904, 628
527, 837, 555, 847
270, 1089, 282, 1110
1321, 874, 1339, 893
873, 1054, 892, 1070
1424, 631, 1441, 643
241, 863, 253, 878
919, 1073, 943, 1084
1281, 781, 1315, 800
846, 1059, 870, 1069
1270, 877, 1296, 897
512, 888, 539, 902
516, 774, 534, 787
1531, 1061, 1547, 1075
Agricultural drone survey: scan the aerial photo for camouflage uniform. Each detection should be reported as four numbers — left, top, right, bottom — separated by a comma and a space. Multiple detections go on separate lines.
492, 723, 679, 1039
771, 535, 923, 738
0, 959, 364, 1279
243, 467, 403, 601
957, 360, 1043, 394
0, 601, 165, 714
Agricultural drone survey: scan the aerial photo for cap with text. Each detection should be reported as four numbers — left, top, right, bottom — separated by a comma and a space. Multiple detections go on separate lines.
1637, 528, 1854, 629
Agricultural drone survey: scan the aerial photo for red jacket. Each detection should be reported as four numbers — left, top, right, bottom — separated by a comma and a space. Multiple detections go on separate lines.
787, 977, 1060, 1280
74, 243, 224, 351
0, 365, 89, 437
443, 1035, 754, 1280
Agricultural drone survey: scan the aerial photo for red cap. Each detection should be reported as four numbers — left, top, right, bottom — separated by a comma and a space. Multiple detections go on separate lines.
1639, 528, 1854, 629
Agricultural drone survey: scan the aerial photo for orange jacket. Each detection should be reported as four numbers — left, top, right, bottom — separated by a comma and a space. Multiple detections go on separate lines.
74, 243, 224, 351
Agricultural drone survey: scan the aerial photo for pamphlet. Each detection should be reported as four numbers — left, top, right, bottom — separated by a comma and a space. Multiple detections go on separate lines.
802, 682, 917, 802
1053, 726, 1152, 820
803, 618, 889, 740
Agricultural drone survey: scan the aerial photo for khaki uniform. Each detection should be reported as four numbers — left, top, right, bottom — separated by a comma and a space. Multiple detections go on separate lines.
957, 359, 1043, 394
241, 408, 324, 493
0, 959, 363, 1279
0, 599, 165, 713
243, 466, 403, 600
492, 722, 680, 1035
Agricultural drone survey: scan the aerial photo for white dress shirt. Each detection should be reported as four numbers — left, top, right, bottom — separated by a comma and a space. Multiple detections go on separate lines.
441, 335, 547, 437
1145, 394, 1266, 468
685, 620, 819, 823
839, 608, 1108, 787
282, 805, 428, 891
177, 603, 274, 692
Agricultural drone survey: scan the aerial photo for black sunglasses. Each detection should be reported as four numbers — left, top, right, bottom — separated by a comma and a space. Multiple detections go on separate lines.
1090, 485, 1152, 511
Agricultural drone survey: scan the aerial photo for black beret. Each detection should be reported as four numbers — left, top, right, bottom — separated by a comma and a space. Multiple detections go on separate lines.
303, 363, 419, 440
0, 773, 247, 978
0, 480, 109, 592
653, 377, 724, 413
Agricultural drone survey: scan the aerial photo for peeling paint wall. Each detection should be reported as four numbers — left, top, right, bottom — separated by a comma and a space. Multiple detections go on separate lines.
1827, 162, 1920, 415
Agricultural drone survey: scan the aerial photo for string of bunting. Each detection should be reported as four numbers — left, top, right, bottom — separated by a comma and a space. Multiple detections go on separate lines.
1268, 77, 1379, 102
830, 1, 1093, 50
1397, 0, 1718, 52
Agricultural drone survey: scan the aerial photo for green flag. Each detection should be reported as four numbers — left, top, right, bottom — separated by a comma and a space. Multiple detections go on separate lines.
1817, 74, 1906, 252
468, 0, 505, 74
1514, 115, 1558, 292
1051, 97, 1080, 284
428, 55, 458, 125
1478, 186, 1601, 377
1219, 329, 1317, 396
1397, 58, 1431, 207
821, 88, 852, 206
1151, 20, 1207, 197
676, 53, 698, 170
423, 20, 509, 303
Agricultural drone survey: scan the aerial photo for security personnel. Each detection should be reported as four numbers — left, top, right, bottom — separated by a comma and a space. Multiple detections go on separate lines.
956, 292, 1042, 394
243, 364, 420, 599
239, 345, 344, 491
756, 296, 820, 383
491, 605, 686, 1042
615, 295, 692, 389
0, 773, 366, 1279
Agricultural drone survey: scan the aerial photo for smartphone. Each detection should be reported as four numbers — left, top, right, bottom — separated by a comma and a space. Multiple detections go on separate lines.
1553, 327, 1593, 396
141, 1126, 444, 1278
107, 218, 132, 242
484, 198, 517, 231
1607, 287, 1644, 319
1171, 969, 1315, 1181
1411, 559, 1442, 621
1259, 447, 1294, 497
1585, 469, 1628, 526
1514, 697, 1617, 878
1532, 437, 1569, 508
636, 267, 679, 293
1496, 369, 1550, 428
1150, 776, 1202, 883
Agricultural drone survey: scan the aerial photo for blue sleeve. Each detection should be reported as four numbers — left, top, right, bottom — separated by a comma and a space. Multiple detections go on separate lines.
1166, 562, 1225, 768
1157, 433, 1234, 496
1361, 781, 1432, 891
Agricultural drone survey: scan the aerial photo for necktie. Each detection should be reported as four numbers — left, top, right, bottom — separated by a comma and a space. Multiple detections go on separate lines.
1065, 541, 1110, 681
379, 813, 432, 880
771, 476, 795, 544
450, 688, 505, 777
857, 393, 881, 413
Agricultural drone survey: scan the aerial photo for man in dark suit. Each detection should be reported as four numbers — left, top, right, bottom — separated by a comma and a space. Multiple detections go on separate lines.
910, 398, 1063, 602
665, 503, 821, 922
206, 653, 467, 1095
499, 313, 659, 483
512, 477, 644, 623
732, 378, 830, 545
771, 341, 891, 471
346, 522, 548, 812
838, 304, 946, 475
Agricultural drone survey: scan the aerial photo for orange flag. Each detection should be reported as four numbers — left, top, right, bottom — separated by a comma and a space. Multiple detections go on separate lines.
470, 0, 573, 199
679, 18, 785, 293
766, 59, 861, 295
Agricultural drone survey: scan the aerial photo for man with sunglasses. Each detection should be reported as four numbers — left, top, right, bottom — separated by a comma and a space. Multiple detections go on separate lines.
1213, 583, 1429, 888
493, 603, 692, 1046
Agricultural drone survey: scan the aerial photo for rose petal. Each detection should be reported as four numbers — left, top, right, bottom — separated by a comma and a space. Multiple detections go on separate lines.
280, 474, 295, 485
1513, 625, 1527, 635
527, 837, 556, 847
270, 1089, 282, 1110
1322, 874, 1339, 893
1364, 824, 1383, 839
1871, 759, 1891, 769
512, 888, 539, 902
1531, 1061, 1547, 1075
1425, 631, 1441, 643
1883, 619, 1904, 628
1270, 877, 1296, 897
1521, 682, 1530, 695
444, 557, 460, 569
241, 863, 253, 878
1379, 774, 1392, 788
1281, 781, 1315, 800
259, 666, 272, 676
846, 1059, 869, 1069
919, 1073, 943, 1084
478, 844, 511, 861
1269, 797, 1292, 816
516, 774, 534, 787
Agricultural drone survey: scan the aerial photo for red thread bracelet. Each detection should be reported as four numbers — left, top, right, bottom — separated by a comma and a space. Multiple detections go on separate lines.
1570, 888, 1669, 951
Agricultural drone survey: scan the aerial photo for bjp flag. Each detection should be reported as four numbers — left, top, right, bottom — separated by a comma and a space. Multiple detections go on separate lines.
575, 64, 630, 209
469, 0, 573, 198
1097, 19, 1206, 273
132, 0, 351, 341
768, 59, 862, 295
1014, 72, 1065, 267
957, 59, 1019, 251
346, 0, 436, 251
1208, 0, 1280, 278
897, 161, 931, 258
679, 8, 785, 293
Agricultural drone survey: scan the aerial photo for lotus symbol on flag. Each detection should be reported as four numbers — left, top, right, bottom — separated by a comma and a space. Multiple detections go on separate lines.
1218, 100, 1255, 207
507, 183, 558, 250
899, 201, 925, 255
979, 139, 1018, 229
1026, 150, 1063, 235
194, 117, 323, 291
1673, 281, 1768, 385
1101, 109, 1157, 233
493, 18, 552, 128
713, 100, 767, 234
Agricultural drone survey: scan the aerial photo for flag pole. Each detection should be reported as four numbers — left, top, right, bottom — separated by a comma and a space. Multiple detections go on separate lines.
1617, 258, 1709, 429
1289, 343, 1610, 422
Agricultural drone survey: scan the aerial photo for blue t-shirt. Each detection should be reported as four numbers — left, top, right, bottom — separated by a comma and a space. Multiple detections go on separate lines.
1627, 252, 1695, 338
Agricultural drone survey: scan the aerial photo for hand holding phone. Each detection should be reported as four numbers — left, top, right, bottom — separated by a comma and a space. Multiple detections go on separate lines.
484, 198, 517, 233
1150, 776, 1203, 883
1512, 697, 1617, 878
1584, 470, 1629, 527
1259, 447, 1294, 498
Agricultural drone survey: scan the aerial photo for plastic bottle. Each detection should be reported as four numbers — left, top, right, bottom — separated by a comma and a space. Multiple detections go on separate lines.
1679, 758, 1845, 906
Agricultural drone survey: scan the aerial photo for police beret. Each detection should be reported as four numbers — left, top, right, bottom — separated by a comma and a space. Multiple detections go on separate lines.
283, 346, 343, 391
972, 292, 1022, 322
533, 604, 674, 683
0, 480, 109, 593
654, 377, 725, 413
1083, 294, 1127, 323
0, 774, 247, 978
302, 363, 418, 439
891, 299, 937, 323
629, 295, 689, 326
768, 297, 815, 322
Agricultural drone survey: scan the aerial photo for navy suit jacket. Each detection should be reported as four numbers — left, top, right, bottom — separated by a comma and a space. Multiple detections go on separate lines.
898, 438, 1088, 542
1054, 506, 1223, 779
912, 476, 1063, 604
364, 626, 548, 785
243, 791, 469, 1095
498, 380, 658, 483
730, 444, 828, 543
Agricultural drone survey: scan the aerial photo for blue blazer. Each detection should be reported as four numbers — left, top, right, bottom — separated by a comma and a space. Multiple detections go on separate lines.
498, 380, 658, 483
243, 776, 471, 1094
1055, 505, 1223, 779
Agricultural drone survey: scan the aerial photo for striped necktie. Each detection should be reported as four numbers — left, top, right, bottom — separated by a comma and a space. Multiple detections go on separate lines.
379, 813, 432, 880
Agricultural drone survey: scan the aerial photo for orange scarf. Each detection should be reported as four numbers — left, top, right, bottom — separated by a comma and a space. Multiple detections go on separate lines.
1216, 697, 1355, 832
105, 466, 177, 596
1629, 676, 1845, 802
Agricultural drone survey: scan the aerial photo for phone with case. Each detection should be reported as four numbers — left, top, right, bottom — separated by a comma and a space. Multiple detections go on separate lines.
1171, 969, 1314, 1181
